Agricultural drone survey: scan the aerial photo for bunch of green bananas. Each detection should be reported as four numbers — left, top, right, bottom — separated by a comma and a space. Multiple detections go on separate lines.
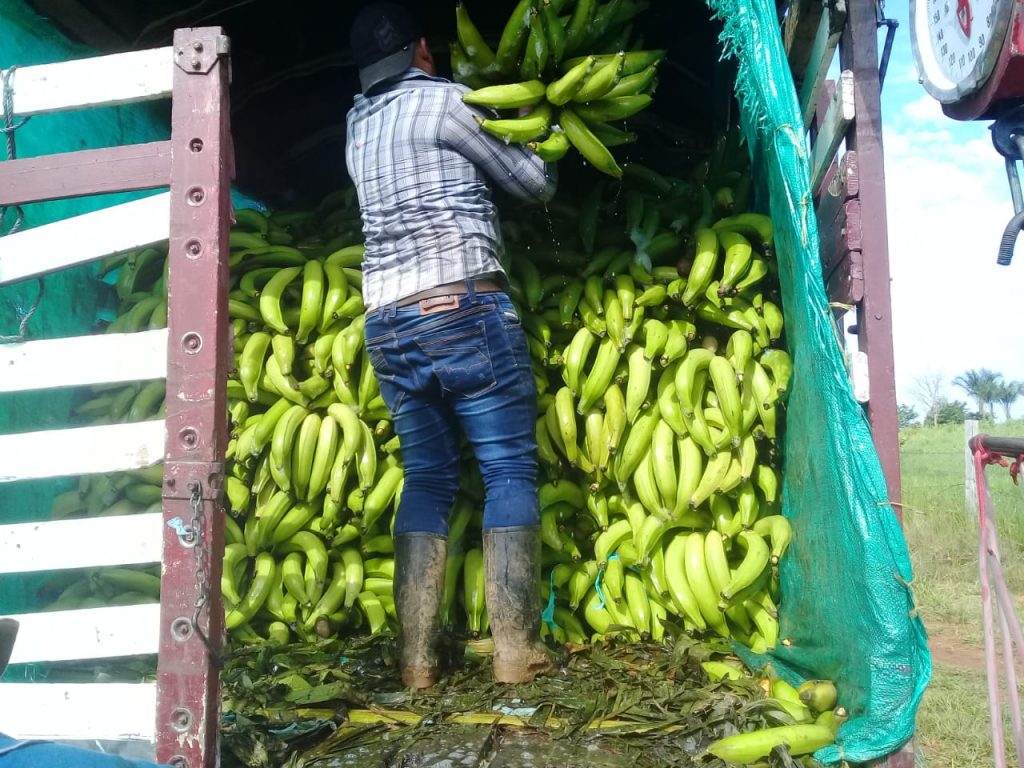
699, 673, 845, 763
47, 466, 163, 521
41, 563, 162, 611
452, 0, 663, 177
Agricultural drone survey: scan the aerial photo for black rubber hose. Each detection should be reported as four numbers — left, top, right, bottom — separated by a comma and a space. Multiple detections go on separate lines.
970, 435, 1024, 456
997, 208, 1024, 265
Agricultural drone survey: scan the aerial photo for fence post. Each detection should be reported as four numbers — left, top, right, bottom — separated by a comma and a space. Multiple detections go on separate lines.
965, 419, 979, 524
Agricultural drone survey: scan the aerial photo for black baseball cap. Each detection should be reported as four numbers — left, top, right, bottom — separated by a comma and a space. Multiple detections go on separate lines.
350, 2, 423, 94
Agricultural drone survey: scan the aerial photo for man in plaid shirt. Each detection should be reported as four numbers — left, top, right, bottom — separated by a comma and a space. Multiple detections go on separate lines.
346, 2, 559, 688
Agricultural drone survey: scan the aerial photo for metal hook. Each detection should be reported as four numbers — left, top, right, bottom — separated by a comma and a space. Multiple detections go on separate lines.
989, 105, 1024, 265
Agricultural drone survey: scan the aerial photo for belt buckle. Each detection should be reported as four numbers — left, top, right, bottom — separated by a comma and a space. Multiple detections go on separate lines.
419, 294, 460, 315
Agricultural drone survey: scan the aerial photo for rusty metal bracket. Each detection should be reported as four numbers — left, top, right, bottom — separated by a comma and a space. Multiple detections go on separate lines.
174, 35, 230, 75
163, 460, 224, 500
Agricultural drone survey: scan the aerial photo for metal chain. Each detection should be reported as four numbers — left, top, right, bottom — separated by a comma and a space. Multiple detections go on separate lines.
187, 482, 222, 669
0, 65, 44, 345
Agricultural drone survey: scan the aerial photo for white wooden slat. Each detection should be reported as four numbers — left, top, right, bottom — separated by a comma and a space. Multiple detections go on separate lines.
2, 604, 160, 663
810, 70, 856, 194
0, 683, 156, 742
0, 512, 162, 574
1, 47, 173, 118
0, 420, 164, 482
0, 192, 170, 285
0, 329, 168, 393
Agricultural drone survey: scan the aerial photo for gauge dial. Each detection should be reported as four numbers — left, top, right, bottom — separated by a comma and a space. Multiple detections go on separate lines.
911, 0, 1013, 103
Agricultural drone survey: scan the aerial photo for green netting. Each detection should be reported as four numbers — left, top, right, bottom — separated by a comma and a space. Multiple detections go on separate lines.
0, 0, 261, 614
707, 0, 932, 763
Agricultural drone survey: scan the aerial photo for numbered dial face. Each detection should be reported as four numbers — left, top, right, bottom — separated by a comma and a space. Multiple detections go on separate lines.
911, 0, 1013, 102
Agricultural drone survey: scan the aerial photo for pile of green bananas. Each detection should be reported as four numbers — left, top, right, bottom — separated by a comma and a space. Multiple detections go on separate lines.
509, 216, 791, 651
452, 0, 662, 177
46, 129, 791, 663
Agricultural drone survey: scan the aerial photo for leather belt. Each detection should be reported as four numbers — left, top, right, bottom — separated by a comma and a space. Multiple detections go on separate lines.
395, 278, 504, 309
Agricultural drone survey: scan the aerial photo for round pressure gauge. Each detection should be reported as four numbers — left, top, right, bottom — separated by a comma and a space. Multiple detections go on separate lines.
911, 0, 1024, 119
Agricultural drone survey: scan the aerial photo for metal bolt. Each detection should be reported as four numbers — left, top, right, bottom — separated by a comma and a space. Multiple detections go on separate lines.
191, 57, 202, 70
170, 708, 193, 733
180, 428, 199, 449
189, 137, 204, 153
171, 617, 193, 641
182, 332, 203, 354
192, 41, 204, 52
166, 477, 176, 488
187, 186, 205, 206
168, 756, 188, 768
185, 238, 203, 258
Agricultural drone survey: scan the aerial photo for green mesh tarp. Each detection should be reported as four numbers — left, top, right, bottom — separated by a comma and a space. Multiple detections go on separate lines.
707, 0, 932, 763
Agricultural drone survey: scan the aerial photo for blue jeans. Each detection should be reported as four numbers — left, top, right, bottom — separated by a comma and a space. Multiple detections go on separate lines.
364, 285, 539, 536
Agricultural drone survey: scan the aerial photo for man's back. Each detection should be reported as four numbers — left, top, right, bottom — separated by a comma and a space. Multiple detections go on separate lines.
345, 69, 555, 309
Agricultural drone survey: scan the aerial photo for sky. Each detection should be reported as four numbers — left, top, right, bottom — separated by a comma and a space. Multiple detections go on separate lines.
876, 2, 1024, 417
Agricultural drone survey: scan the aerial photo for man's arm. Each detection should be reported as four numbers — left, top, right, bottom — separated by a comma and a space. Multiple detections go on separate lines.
443, 91, 557, 203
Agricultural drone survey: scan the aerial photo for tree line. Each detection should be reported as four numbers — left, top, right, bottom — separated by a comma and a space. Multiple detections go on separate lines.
899, 369, 1023, 428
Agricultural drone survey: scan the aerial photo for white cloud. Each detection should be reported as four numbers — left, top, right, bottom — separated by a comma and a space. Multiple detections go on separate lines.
882, 119, 1024, 416
901, 93, 945, 124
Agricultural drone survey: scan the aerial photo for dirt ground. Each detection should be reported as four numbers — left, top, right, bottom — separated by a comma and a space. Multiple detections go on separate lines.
926, 622, 988, 671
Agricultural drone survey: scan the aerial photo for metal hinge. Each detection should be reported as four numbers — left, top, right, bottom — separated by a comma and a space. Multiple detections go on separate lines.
175, 35, 230, 75
163, 460, 224, 500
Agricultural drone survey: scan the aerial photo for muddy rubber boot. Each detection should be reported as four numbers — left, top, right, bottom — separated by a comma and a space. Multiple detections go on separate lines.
483, 526, 558, 684
394, 533, 447, 689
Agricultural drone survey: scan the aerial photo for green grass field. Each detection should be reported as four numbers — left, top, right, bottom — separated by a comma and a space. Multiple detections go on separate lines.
901, 420, 1024, 766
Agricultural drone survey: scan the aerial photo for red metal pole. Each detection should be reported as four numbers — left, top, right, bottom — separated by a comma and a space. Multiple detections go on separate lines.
156, 28, 233, 768
840, 0, 902, 508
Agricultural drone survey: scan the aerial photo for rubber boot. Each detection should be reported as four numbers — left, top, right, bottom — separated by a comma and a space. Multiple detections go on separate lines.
394, 533, 447, 688
483, 526, 557, 684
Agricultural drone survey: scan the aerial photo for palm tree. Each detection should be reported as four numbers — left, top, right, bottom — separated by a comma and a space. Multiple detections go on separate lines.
953, 368, 1003, 419
994, 380, 1024, 422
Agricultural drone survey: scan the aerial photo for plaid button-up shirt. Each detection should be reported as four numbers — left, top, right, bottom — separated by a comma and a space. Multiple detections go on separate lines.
345, 68, 557, 310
